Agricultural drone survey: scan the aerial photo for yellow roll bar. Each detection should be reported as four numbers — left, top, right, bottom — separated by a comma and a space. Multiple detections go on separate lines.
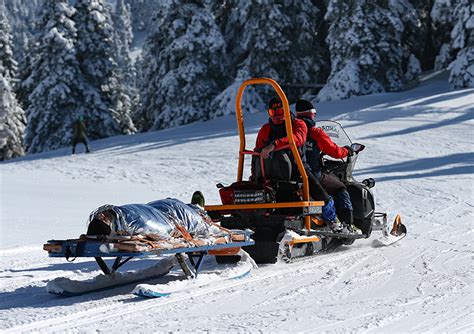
235, 78, 312, 229
236, 78, 309, 201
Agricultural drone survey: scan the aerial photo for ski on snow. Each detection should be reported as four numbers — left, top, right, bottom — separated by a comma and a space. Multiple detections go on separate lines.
47, 258, 173, 296
133, 252, 256, 298
372, 232, 406, 247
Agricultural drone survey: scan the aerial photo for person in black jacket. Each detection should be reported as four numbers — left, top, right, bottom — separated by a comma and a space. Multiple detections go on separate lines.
72, 116, 90, 154
295, 99, 356, 234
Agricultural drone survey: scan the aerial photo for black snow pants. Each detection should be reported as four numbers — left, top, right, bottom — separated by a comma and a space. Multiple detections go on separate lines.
72, 137, 90, 154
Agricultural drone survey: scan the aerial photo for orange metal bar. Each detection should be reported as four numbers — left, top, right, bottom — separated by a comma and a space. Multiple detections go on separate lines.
208, 247, 240, 256
235, 78, 312, 229
289, 236, 320, 246
205, 201, 324, 212
311, 216, 325, 226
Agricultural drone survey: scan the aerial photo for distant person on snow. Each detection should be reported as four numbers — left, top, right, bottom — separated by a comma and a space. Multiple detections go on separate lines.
295, 99, 355, 233
72, 116, 90, 155
252, 97, 338, 226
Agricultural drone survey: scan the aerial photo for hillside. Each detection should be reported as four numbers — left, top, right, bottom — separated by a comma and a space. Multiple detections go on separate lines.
0, 73, 473, 332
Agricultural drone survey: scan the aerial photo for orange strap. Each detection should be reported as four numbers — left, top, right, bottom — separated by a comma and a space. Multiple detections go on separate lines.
174, 224, 193, 241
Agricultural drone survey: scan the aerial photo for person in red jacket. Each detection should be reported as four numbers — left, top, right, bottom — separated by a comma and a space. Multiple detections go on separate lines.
253, 97, 336, 222
295, 99, 355, 232
254, 98, 307, 158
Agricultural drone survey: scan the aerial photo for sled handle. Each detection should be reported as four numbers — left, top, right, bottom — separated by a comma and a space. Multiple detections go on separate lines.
235, 78, 310, 203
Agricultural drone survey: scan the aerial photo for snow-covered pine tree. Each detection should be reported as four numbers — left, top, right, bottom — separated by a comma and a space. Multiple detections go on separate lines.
137, 0, 228, 130
0, 1, 25, 160
407, 0, 436, 71
126, 0, 162, 33
319, 0, 413, 101
210, 0, 327, 115
209, 68, 265, 118
3, 0, 42, 62
74, 0, 135, 138
390, 0, 422, 82
23, 0, 84, 153
214, 0, 327, 85
431, 0, 459, 70
113, 0, 133, 72
0, 71, 25, 160
112, 0, 137, 133
16, 38, 39, 111
109, 74, 136, 134
0, 0, 17, 80
448, 0, 473, 88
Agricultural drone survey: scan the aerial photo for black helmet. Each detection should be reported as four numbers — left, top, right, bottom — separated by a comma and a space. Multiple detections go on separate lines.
295, 99, 317, 119
268, 97, 283, 110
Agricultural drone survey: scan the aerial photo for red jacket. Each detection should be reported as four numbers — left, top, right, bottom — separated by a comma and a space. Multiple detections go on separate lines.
308, 127, 349, 158
254, 119, 308, 151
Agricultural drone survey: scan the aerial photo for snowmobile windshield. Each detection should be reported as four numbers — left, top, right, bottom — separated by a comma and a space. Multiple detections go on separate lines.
315, 120, 359, 178
315, 120, 352, 148
87, 198, 221, 238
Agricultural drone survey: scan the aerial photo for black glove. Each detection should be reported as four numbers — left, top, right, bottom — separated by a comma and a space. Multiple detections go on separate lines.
344, 145, 354, 156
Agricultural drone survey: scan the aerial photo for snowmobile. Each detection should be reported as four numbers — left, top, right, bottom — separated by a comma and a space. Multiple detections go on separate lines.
205, 78, 406, 264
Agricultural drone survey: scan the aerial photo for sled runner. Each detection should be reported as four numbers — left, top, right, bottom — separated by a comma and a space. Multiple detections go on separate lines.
205, 78, 407, 263
44, 230, 254, 296
133, 250, 256, 298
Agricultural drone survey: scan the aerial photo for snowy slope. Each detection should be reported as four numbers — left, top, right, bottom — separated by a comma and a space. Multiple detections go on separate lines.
1, 73, 473, 332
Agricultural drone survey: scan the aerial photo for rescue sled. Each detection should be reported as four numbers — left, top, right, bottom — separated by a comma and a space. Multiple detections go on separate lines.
44, 230, 254, 296
205, 78, 406, 263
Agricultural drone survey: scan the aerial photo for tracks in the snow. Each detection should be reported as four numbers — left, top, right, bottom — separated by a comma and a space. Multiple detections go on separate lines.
4, 248, 370, 333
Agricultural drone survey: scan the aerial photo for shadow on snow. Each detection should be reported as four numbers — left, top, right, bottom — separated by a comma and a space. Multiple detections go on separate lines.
0, 258, 183, 310
361, 108, 473, 140
355, 152, 474, 182
1, 112, 267, 164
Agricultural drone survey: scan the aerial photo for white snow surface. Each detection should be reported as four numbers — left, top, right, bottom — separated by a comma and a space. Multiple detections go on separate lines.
1, 73, 473, 332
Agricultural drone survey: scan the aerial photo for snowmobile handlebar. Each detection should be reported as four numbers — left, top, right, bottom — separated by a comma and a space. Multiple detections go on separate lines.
351, 143, 365, 154
320, 142, 365, 174
321, 142, 365, 160
346, 143, 365, 164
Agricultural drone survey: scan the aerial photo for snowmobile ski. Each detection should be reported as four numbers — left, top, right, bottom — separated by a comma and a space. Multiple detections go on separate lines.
372, 214, 407, 247
372, 233, 406, 247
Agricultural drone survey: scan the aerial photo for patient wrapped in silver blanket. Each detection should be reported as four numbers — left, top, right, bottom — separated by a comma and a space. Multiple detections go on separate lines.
86, 198, 221, 239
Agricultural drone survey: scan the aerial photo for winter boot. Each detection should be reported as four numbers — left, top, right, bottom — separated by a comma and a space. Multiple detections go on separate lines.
330, 219, 352, 234
328, 218, 347, 233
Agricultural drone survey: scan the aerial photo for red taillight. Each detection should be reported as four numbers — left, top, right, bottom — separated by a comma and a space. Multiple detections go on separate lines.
218, 181, 273, 205
219, 187, 234, 205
